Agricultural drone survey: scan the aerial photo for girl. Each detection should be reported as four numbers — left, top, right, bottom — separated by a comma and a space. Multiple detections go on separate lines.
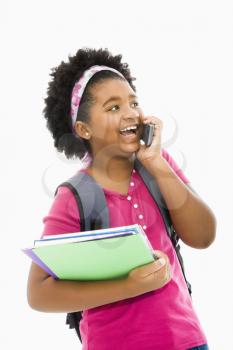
27, 47, 216, 350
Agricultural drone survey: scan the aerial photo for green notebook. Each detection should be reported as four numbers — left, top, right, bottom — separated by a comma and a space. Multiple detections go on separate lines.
22, 224, 156, 281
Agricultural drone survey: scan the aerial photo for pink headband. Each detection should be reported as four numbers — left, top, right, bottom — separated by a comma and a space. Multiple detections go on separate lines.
70, 65, 125, 136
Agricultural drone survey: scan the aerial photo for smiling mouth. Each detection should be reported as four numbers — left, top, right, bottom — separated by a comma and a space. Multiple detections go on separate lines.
119, 125, 139, 136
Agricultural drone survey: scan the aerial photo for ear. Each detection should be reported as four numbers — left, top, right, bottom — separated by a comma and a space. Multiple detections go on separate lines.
74, 121, 92, 140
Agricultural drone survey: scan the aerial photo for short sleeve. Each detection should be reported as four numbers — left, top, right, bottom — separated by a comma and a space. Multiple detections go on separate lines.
41, 186, 81, 238
161, 148, 190, 184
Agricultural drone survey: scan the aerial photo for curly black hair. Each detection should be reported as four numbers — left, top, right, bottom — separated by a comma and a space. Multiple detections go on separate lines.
43, 47, 137, 162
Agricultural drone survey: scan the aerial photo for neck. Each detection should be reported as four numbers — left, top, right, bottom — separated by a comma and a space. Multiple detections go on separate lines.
87, 153, 136, 184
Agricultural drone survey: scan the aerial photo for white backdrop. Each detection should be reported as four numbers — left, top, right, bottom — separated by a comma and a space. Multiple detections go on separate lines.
1, 1, 233, 349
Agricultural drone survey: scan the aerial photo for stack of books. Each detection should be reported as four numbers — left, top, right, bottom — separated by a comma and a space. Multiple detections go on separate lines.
22, 224, 157, 281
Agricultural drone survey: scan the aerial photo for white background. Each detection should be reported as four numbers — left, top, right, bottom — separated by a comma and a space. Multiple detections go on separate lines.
1, 1, 233, 349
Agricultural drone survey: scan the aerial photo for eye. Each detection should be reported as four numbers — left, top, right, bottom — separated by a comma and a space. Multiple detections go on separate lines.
108, 105, 120, 112
107, 101, 139, 112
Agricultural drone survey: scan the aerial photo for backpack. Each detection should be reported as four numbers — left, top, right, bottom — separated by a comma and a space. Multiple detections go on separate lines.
54, 158, 192, 343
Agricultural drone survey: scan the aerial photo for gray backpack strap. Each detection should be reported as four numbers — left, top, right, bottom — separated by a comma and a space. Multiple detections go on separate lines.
55, 171, 109, 231
134, 159, 192, 295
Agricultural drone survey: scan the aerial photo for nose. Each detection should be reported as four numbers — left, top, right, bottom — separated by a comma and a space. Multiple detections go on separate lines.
121, 105, 140, 123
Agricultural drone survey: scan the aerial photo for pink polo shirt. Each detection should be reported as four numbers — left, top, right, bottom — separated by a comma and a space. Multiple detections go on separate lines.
41, 148, 208, 350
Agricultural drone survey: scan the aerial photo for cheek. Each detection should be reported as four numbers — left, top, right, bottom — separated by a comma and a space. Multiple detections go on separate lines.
93, 115, 119, 141
93, 124, 107, 139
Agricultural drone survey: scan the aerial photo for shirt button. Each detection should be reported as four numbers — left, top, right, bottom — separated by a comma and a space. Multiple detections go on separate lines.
139, 214, 143, 219
127, 196, 132, 201
130, 182, 135, 187
132, 169, 136, 173
133, 204, 138, 208
143, 225, 147, 230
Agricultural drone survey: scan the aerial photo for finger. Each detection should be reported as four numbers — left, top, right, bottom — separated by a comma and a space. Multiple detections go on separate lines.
165, 264, 172, 282
153, 250, 163, 258
154, 250, 168, 262
143, 116, 163, 129
150, 126, 161, 147
143, 258, 167, 276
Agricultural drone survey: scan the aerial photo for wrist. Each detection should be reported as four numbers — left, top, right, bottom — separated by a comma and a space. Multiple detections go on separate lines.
140, 155, 168, 177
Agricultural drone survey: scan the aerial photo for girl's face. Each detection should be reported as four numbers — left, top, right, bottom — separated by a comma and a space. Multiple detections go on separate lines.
86, 78, 144, 159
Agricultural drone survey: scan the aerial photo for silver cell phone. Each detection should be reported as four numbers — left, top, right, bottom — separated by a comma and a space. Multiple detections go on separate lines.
141, 123, 155, 147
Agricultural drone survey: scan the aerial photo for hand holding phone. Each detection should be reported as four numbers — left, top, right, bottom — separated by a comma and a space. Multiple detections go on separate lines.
141, 123, 155, 147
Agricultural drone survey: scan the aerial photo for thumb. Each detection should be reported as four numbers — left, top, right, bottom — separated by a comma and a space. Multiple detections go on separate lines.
153, 250, 163, 260
138, 258, 166, 277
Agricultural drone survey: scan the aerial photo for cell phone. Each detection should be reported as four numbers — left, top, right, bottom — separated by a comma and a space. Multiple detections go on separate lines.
141, 123, 155, 147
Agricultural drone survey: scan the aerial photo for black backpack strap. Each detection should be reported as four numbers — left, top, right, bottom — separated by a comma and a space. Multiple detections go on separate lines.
134, 159, 192, 295
66, 312, 83, 340
54, 171, 109, 343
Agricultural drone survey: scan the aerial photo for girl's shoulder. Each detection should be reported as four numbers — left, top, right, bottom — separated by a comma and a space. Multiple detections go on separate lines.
41, 182, 81, 238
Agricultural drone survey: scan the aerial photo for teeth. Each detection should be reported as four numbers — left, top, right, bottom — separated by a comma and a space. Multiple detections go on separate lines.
120, 125, 137, 132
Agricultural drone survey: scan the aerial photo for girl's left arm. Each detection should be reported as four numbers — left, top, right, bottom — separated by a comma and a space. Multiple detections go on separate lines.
142, 155, 217, 249
136, 115, 217, 249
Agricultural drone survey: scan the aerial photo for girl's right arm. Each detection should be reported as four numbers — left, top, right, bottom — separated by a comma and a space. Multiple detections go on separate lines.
27, 251, 170, 313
